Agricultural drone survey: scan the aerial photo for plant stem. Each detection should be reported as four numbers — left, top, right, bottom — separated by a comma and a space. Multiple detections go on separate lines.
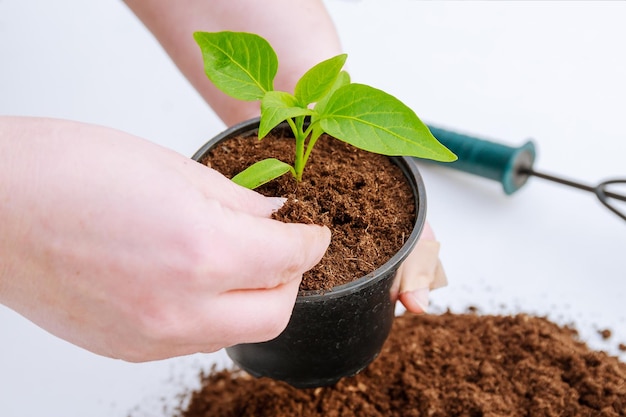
302, 126, 323, 172
288, 117, 306, 182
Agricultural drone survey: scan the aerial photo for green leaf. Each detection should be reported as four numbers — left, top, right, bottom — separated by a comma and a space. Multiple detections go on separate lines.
319, 84, 457, 162
193, 31, 277, 101
259, 91, 312, 139
231, 158, 293, 189
294, 54, 347, 105
312, 70, 351, 119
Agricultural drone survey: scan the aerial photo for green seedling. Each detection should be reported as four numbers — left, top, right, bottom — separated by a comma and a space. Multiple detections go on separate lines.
194, 31, 456, 188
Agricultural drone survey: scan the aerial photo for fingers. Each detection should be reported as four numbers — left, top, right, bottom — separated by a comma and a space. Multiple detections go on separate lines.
149, 278, 302, 357
211, 277, 303, 346
421, 221, 436, 240
397, 222, 448, 314
399, 240, 448, 293
399, 288, 431, 315
397, 240, 444, 313
201, 202, 331, 293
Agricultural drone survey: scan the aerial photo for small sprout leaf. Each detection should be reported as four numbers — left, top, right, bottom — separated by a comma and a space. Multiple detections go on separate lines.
260, 91, 312, 139
231, 158, 293, 189
295, 54, 348, 104
193, 31, 277, 101
320, 84, 457, 162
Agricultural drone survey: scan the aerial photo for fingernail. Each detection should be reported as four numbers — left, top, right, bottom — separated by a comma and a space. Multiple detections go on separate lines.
267, 197, 287, 212
411, 288, 430, 313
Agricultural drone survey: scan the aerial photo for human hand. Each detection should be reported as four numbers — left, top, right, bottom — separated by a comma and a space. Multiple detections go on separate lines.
0, 117, 330, 362
396, 222, 448, 314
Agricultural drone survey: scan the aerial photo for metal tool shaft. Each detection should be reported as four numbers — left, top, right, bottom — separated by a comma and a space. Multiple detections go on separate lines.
523, 169, 626, 202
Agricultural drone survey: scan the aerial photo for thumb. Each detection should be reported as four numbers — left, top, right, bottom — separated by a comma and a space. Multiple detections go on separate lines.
185, 159, 285, 218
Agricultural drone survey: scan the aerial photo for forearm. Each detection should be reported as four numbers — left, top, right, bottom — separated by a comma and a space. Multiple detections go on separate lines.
0, 117, 52, 307
124, 0, 343, 126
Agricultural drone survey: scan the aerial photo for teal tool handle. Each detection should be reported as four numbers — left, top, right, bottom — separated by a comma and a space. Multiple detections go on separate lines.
425, 125, 537, 195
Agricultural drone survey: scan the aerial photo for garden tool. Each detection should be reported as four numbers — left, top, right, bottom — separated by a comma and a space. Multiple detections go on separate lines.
424, 125, 626, 222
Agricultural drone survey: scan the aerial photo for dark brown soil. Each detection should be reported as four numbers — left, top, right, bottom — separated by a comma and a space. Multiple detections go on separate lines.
201, 128, 415, 291
178, 312, 626, 417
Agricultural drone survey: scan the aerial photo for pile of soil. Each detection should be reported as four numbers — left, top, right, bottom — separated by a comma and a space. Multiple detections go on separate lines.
201, 128, 415, 291
178, 311, 626, 417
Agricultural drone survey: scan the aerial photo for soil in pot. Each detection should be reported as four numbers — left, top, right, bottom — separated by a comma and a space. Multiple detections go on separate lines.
175, 311, 626, 417
200, 127, 416, 291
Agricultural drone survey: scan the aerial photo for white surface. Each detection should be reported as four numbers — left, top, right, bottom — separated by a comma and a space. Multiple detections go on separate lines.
1, 1, 625, 416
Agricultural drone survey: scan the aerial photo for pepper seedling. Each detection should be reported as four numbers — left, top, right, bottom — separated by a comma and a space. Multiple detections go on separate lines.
194, 31, 456, 189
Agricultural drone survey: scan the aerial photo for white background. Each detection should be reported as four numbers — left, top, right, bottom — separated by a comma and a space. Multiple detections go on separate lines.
1, 1, 625, 416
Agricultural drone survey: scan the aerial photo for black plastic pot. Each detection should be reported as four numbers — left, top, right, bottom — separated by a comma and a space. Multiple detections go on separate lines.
192, 117, 427, 388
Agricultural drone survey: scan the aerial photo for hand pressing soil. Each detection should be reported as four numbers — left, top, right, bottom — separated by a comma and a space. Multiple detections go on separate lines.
203, 131, 415, 291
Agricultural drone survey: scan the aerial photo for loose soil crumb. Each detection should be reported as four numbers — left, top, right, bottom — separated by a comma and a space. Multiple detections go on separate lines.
178, 312, 626, 417
600, 328, 613, 340
202, 129, 415, 291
